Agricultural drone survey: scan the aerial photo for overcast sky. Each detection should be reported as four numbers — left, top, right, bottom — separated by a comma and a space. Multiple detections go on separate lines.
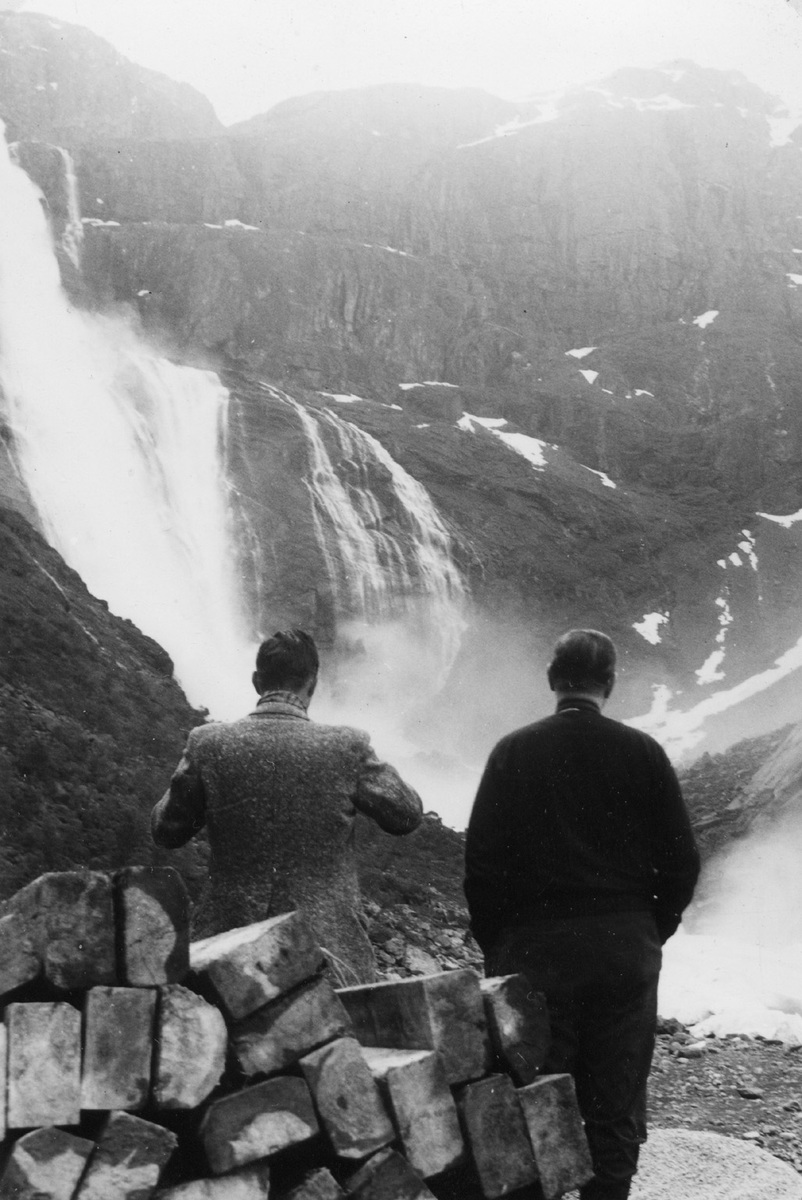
6, 0, 802, 125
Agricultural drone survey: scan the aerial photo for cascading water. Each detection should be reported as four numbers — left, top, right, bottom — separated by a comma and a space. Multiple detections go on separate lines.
283, 392, 466, 676
56, 146, 84, 270
0, 125, 254, 717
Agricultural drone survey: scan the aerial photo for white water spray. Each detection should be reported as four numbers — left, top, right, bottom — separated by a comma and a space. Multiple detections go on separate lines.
0, 126, 253, 716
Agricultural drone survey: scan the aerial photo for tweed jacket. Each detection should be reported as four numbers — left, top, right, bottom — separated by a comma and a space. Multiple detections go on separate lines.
152, 691, 423, 984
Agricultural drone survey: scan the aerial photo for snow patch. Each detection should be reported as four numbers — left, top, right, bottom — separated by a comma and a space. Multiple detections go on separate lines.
757, 508, 802, 528
630, 636, 802, 759
583, 466, 617, 489
317, 392, 367, 404
786, 273, 802, 286
633, 612, 668, 645
634, 389, 654, 398
696, 649, 726, 685
579, 369, 599, 385
363, 243, 411, 256
728, 552, 743, 567
458, 415, 548, 469
692, 310, 719, 329
137, 290, 150, 297
738, 530, 758, 570
457, 105, 560, 149
224, 219, 260, 231
80, 218, 120, 227
399, 381, 459, 391
565, 346, 597, 359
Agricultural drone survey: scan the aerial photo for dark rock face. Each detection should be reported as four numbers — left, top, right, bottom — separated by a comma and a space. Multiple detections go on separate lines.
0, 507, 209, 899
0, 12, 221, 142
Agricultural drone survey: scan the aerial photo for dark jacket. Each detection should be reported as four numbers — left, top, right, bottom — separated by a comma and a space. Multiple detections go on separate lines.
464, 697, 700, 953
152, 691, 423, 984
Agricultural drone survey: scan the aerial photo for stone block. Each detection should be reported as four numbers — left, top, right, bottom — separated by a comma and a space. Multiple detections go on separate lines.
0, 911, 39, 999
201, 1076, 319, 1175
0, 1025, 6, 1141
455, 1074, 538, 1199
278, 1168, 346, 1200
231, 976, 353, 1077
6, 1001, 82, 1128
361, 1047, 464, 1177
0, 1127, 94, 1200
347, 1148, 436, 1200
337, 969, 490, 1084
74, 1111, 178, 1200
117, 866, 190, 986
81, 986, 157, 1111
190, 912, 324, 1020
299, 1037, 394, 1160
479, 975, 550, 1086
517, 1074, 594, 1199
155, 1164, 271, 1199
1, 871, 116, 991
154, 984, 228, 1110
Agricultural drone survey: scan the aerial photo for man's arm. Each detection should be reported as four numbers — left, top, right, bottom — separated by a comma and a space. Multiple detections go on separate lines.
151, 732, 208, 849
353, 740, 423, 835
647, 741, 701, 943
464, 746, 514, 957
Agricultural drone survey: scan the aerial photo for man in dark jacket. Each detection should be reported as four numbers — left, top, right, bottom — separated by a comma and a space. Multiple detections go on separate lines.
152, 629, 423, 985
464, 629, 699, 1200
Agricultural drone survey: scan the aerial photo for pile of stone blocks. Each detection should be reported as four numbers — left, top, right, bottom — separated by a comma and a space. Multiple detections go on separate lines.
0, 869, 594, 1200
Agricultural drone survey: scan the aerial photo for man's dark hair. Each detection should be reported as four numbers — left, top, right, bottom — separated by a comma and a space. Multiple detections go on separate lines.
547, 628, 616, 693
255, 629, 319, 690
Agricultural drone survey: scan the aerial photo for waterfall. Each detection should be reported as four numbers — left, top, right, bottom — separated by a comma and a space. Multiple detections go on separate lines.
56, 147, 84, 269
0, 125, 253, 717
259, 385, 467, 687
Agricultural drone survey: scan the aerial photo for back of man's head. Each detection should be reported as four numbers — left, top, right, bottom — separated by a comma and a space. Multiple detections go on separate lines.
547, 628, 616, 696
255, 629, 319, 692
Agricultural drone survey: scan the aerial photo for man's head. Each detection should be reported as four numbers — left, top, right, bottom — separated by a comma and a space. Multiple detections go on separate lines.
547, 629, 616, 701
253, 629, 319, 702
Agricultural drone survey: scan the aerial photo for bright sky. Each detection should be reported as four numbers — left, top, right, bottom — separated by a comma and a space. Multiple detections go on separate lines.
3, 0, 801, 125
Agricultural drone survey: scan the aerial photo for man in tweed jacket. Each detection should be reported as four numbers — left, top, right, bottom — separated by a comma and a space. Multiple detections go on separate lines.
152, 629, 423, 984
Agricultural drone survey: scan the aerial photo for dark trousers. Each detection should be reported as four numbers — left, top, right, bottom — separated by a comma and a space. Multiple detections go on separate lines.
486, 911, 661, 1200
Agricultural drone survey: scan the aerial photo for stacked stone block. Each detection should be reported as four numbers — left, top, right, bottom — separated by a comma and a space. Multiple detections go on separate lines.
0, 868, 594, 1200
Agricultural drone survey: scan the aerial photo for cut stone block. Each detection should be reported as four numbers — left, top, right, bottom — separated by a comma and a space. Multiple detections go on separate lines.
201, 1076, 319, 1175
0, 1025, 6, 1141
231, 976, 354, 1078
361, 1047, 464, 1177
279, 1168, 346, 1200
154, 984, 228, 1110
81, 987, 157, 1111
190, 912, 324, 1020
455, 1074, 538, 1199
74, 1111, 177, 1200
299, 1037, 394, 1161
337, 969, 490, 1084
155, 1164, 271, 1199
6, 1001, 82, 1128
117, 866, 191, 986
1, 871, 116, 991
517, 1073, 594, 1199
0, 1127, 94, 1200
347, 1148, 436, 1200
0, 911, 39, 999
479, 975, 550, 1086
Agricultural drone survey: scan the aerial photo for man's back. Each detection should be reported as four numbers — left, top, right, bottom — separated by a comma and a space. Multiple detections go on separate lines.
465, 696, 699, 951
153, 689, 422, 984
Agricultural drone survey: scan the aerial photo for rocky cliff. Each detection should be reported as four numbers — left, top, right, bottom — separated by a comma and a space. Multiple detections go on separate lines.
4, 13, 802, 747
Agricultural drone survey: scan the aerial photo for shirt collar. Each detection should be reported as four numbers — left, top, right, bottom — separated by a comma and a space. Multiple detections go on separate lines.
556, 695, 602, 715
251, 690, 310, 719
